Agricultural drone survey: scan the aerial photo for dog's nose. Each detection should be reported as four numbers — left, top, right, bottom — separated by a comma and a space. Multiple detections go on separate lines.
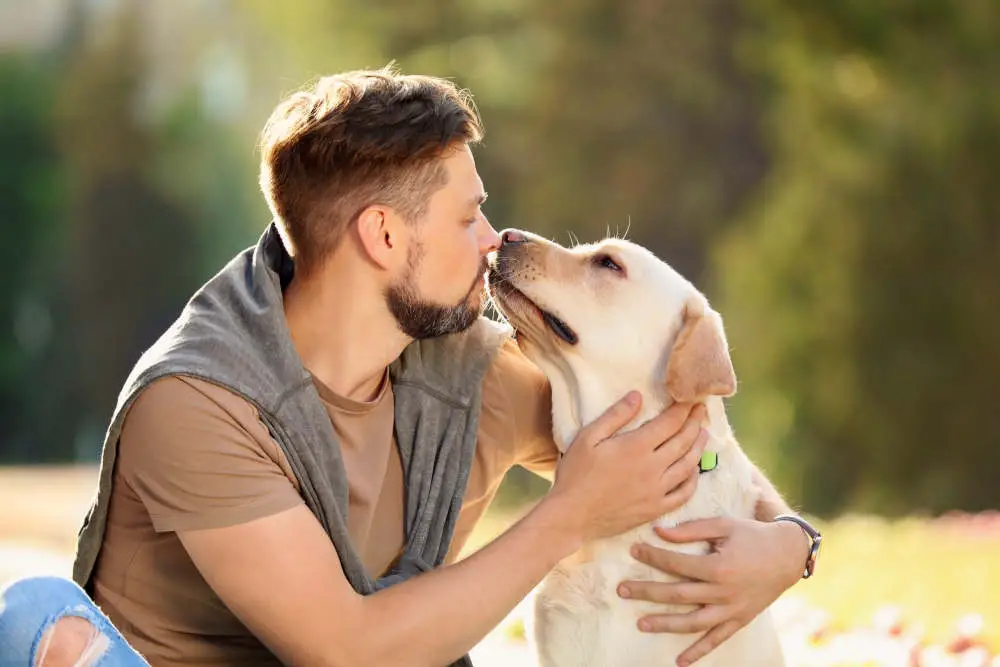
501, 229, 527, 246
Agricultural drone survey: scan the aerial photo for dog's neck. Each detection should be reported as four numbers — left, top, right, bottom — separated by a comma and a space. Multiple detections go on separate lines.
547, 368, 733, 454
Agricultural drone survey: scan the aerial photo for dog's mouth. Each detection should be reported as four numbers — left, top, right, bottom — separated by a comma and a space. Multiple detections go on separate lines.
488, 270, 579, 346
540, 311, 578, 345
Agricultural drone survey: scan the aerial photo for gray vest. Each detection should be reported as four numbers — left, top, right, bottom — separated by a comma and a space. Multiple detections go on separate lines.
72, 222, 509, 666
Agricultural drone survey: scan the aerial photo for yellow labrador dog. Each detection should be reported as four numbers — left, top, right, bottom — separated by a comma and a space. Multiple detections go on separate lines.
487, 229, 785, 667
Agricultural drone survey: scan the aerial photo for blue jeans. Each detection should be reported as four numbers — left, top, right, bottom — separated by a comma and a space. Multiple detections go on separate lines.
0, 576, 149, 666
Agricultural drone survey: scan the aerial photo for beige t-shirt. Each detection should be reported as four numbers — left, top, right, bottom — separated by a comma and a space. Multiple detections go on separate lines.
90, 338, 557, 666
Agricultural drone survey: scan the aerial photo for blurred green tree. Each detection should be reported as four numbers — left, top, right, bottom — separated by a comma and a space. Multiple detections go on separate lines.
498, 0, 768, 283
3, 1, 259, 462
716, 0, 1000, 515
0, 55, 65, 460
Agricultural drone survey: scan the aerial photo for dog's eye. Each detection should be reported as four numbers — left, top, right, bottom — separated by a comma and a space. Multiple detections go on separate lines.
594, 254, 624, 273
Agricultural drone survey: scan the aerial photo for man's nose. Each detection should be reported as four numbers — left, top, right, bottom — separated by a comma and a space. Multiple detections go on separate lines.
501, 229, 527, 245
480, 217, 501, 253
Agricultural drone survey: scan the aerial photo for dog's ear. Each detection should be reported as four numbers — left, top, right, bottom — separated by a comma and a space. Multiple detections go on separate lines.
665, 297, 737, 402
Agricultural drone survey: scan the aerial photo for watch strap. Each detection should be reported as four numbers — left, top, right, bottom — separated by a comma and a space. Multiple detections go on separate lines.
773, 514, 822, 579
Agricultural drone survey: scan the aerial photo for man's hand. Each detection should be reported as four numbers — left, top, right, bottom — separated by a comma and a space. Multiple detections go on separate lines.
619, 517, 809, 666
547, 393, 709, 545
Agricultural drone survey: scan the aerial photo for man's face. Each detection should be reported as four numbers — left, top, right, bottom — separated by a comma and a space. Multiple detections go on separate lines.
386, 144, 500, 339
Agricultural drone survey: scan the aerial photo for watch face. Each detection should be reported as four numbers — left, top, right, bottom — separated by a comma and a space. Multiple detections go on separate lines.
808, 535, 822, 576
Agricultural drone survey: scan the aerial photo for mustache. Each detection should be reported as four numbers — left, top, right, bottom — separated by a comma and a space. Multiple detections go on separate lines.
470, 258, 489, 289
457, 258, 491, 302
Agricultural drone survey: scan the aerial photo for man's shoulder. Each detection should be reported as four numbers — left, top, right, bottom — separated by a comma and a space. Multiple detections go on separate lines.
477, 336, 558, 474
116, 374, 303, 533
482, 337, 548, 396
129, 374, 258, 418
121, 374, 268, 451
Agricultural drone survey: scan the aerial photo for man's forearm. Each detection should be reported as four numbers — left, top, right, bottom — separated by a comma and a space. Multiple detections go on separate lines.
357, 496, 578, 667
751, 463, 794, 521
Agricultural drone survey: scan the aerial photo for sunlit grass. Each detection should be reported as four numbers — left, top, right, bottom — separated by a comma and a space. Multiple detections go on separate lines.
800, 513, 1000, 652
462, 501, 1000, 654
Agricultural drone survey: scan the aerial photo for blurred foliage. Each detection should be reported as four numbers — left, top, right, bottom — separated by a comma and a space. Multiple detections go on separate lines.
716, 0, 1000, 515
0, 54, 64, 460
0, 0, 997, 516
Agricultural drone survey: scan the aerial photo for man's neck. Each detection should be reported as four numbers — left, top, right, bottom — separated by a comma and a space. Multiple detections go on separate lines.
282, 254, 410, 402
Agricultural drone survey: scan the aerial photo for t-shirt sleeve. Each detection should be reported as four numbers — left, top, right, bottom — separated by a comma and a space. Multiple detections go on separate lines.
116, 375, 304, 533
485, 339, 560, 479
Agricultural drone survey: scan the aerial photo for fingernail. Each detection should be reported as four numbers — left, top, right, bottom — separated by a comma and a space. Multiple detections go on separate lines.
630, 544, 642, 559
617, 584, 631, 598
625, 391, 640, 406
699, 429, 709, 448
638, 619, 652, 632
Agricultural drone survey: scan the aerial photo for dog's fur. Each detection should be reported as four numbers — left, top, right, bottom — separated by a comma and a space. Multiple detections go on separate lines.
487, 230, 786, 667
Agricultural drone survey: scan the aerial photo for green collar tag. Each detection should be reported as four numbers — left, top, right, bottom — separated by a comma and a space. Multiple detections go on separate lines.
699, 451, 718, 473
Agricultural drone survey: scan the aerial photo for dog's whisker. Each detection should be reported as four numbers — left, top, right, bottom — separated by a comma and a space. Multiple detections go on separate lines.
495, 260, 524, 272
488, 255, 532, 283
492, 263, 516, 272
483, 294, 515, 328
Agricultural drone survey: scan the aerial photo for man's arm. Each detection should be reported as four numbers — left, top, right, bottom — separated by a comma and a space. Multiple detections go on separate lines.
750, 462, 794, 521
180, 395, 708, 667
179, 498, 572, 667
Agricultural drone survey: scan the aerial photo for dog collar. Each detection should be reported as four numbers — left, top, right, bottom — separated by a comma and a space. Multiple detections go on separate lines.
699, 451, 718, 473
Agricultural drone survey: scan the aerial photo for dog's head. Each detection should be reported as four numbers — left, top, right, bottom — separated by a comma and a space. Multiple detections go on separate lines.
488, 229, 736, 412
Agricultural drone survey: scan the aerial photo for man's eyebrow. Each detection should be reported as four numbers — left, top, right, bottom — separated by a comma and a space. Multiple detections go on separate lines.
471, 192, 488, 207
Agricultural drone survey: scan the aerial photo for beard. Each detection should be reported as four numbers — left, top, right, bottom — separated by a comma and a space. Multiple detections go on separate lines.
386, 244, 487, 340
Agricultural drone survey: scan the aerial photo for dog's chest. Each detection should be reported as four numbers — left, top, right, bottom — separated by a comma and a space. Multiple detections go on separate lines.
541, 428, 758, 613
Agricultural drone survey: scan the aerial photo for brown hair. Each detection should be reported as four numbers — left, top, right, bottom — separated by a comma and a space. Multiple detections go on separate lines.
258, 66, 483, 274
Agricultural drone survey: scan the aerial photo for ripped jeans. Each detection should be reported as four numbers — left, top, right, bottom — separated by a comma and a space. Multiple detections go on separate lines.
0, 576, 149, 666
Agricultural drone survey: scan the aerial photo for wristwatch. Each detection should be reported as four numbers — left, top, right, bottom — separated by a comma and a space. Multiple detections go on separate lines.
773, 514, 822, 579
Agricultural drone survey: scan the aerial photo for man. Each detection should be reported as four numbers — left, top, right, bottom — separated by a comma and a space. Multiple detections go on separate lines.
2, 68, 816, 667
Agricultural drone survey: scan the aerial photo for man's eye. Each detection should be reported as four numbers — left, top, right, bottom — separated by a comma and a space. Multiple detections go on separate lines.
595, 254, 623, 273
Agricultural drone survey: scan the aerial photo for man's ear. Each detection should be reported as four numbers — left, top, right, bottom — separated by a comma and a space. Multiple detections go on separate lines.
665, 297, 737, 403
356, 205, 401, 270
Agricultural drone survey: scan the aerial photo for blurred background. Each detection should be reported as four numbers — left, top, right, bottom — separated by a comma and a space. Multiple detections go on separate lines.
1, 1, 998, 665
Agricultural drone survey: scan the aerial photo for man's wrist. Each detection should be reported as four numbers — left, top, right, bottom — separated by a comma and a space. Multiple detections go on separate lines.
756, 498, 790, 522
530, 493, 585, 560
772, 514, 822, 580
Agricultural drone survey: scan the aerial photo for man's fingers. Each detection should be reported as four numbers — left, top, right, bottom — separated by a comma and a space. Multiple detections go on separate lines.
630, 543, 717, 581
632, 401, 700, 449
578, 391, 642, 446
637, 604, 727, 634
617, 581, 726, 606
655, 517, 733, 544
659, 469, 699, 513
659, 428, 708, 482
676, 620, 743, 667
654, 413, 705, 463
